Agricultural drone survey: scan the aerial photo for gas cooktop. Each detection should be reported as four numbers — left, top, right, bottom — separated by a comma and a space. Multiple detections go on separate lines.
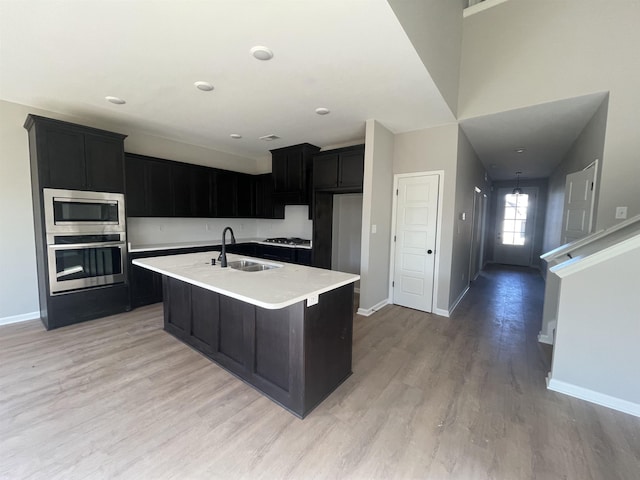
264, 237, 311, 246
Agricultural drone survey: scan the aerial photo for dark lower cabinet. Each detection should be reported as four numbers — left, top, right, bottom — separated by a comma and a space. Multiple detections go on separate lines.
162, 276, 354, 418
130, 264, 163, 309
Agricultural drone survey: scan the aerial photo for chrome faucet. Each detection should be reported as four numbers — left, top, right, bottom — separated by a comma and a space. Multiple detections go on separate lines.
218, 227, 236, 268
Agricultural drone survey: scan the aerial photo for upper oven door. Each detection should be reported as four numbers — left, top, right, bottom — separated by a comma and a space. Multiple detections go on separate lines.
43, 188, 126, 233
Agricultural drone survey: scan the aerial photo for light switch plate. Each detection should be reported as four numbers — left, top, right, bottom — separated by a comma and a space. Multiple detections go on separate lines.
615, 206, 628, 219
371, 224, 377, 234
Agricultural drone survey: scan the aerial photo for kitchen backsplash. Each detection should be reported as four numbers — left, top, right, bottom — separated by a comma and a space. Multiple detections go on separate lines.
128, 205, 312, 246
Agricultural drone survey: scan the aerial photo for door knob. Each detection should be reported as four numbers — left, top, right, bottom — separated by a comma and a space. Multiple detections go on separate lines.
427, 249, 433, 254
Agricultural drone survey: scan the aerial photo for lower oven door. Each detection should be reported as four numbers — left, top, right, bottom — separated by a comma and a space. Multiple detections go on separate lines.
47, 241, 126, 295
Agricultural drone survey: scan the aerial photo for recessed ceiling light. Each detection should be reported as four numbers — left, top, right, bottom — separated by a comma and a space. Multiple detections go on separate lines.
259, 134, 280, 141
105, 96, 126, 105
515, 147, 526, 153
251, 46, 274, 61
194, 81, 214, 92
315, 107, 330, 115
230, 134, 242, 139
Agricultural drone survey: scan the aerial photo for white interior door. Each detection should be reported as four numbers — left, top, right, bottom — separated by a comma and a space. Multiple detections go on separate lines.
493, 187, 537, 266
562, 163, 597, 244
392, 174, 439, 312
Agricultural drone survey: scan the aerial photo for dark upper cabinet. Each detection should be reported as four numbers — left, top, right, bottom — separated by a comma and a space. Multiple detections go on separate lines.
313, 153, 339, 189
214, 170, 238, 217
24, 115, 126, 193
313, 145, 364, 190
125, 154, 173, 217
271, 143, 320, 204
255, 173, 284, 219
237, 174, 255, 218
191, 166, 212, 218
172, 162, 192, 217
146, 159, 173, 217
84, 133, 125, 192
124, 155, 284, 219
124, 154, 147, 216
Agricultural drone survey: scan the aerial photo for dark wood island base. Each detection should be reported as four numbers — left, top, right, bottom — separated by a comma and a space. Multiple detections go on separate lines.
162, 276, 354, 418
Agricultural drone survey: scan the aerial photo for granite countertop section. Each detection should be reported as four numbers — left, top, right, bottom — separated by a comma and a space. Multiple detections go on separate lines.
129, 238, 312, 253
132, 252, 358, 310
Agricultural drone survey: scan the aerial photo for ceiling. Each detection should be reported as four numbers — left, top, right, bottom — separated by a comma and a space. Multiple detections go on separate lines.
460, 92, 608, 181
0, 0, 455, 161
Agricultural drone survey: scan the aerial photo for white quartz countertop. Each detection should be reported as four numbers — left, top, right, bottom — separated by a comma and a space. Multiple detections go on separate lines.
129, 238, 311, 253
132, 252, 359, 310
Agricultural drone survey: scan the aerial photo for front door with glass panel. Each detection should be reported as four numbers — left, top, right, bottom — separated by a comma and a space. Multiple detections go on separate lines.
493, 187, 537, 266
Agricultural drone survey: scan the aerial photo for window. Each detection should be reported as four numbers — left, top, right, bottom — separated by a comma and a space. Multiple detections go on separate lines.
502, 193, 528, 245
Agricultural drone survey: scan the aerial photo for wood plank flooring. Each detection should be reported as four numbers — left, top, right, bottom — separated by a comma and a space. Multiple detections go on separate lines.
1, 265, 639, 479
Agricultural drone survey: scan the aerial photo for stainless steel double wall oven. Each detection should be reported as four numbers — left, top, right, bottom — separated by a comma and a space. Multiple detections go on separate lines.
43, 188, 127, 295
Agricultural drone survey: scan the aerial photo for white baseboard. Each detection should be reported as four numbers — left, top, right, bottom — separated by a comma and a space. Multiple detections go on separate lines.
432, 307, 450, 317
448, 286, 469, 317
357, 298, 389, 317
537, 331, 554, 345
0, 311, 40, 326
548, 378, 640, 418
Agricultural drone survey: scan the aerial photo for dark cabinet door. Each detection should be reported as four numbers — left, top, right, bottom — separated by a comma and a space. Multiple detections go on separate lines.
257, 245, 295, 263
124, 155, 147, 216
295, 249, 312, 266
313, 153, 339, 189
172, 162, 192, 217
255, 173, 284, 219
40, 124, 86, 190
84, 133, 125, 192
339, 150, 364, 188
164, 276, 191, 336
237, 173, 255, 218
130, 265, 163, 308
215, 170, 238, 217
271, 152, 288, 193
270, 143, 320, 205
147, 160, 173, 217
191, 166, 212, 217
190, 285, 219, 354
217, 295, 254, 371
285, 149, 305, 192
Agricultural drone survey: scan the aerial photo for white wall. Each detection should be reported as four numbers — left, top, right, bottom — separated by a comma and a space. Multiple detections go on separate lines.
388, 0, 466, 115
393, 123, 458, 313
543, 96, 609, 253
0, 99, 260, 322
459, 0, 640, 229
548, 240, 640, 417
359, 120, 395, 312
128, 205, 311, 248
450, 128, 490, 305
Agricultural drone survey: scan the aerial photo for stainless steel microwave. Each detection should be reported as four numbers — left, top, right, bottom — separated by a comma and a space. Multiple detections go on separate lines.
43, 188, 126, 234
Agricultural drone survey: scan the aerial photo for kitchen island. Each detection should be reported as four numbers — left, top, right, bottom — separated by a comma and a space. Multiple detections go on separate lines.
132, 252, 359, 418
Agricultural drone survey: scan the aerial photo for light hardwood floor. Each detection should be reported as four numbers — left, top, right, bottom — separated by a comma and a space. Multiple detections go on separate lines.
1, 265, 639, 479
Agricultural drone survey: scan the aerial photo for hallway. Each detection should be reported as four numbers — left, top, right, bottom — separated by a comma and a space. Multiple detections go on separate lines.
1, 266, 639, 479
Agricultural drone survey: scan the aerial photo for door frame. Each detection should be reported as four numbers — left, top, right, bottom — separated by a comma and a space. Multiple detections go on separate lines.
388, 171, 445, 313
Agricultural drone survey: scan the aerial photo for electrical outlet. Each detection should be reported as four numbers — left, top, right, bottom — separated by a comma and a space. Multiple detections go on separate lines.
615, 206, 628, 219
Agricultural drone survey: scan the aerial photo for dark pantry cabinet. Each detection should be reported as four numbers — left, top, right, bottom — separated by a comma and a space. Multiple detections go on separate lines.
24, 115, 127, 193
23, 114, 129, 330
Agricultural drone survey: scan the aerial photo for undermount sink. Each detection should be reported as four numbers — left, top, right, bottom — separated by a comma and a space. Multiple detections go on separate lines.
227, 259, 281, 272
